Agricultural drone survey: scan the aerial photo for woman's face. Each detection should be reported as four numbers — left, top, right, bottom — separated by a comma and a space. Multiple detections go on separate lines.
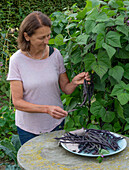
25, 26, 51, 50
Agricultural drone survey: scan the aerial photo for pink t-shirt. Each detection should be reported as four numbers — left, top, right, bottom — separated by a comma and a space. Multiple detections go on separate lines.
7, 48, 66, 134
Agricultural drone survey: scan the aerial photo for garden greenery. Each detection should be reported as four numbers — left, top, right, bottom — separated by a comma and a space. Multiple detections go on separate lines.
0, 0, 129, 167
49, 0, 129, 134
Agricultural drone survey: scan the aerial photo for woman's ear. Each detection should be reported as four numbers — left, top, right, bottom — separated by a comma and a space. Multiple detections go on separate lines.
23, 32, 30, 41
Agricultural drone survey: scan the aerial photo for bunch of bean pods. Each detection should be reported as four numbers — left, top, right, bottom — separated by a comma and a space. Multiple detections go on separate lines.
55, 129, 124, 155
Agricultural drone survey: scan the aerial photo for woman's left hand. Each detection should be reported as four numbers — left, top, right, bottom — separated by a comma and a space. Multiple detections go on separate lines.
72, 72, 90, 86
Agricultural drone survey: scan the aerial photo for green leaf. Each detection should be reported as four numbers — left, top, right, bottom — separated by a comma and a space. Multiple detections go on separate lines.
76, 34, 89, 45
114, 99, 124, 119
102, 43, 116, 59
108, 66, 124, 83
115, 14, 125, 25
86, 8, 99, 21
76, 6, 87, 20
115, 48, 129, 59
106, 31, 121, 48
90, 101, 106, 117
102, 123, 113, 131
111, 81, 126, 96
114, 121, 122, 132
85, 20, 96, 34
116, 25, 129, 37
71, 48, 82, 64
124, 123, 129, 131
87, 124, 100, 130
117, 92, 129, 105
83, 53, 96, 71
54, 34, 65, 46
124, 63, 129, 80
0, 139, 17, 164
86, 0, 100, 12
95, 33, 105, 50
0, 119, 6, 127
101, 111, 115, 123
65, 117, 75, 129
65, 23, 76, 29
94, 75, 105, 91
92, 23, 106, 34
108, 0, 124, 9
53, 26, 63, 34
96, 12, 109, 22
48, 39, 55, 44
92, 63, 108, 79
82, 42, 95, 56
111, 81, 129, 105
99, 149, 109, 155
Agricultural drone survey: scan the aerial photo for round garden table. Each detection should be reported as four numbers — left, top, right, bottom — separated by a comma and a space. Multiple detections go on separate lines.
17, 130, 129, 170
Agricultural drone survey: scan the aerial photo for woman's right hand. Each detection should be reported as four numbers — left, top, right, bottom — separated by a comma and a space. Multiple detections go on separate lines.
47, 106, 68, 119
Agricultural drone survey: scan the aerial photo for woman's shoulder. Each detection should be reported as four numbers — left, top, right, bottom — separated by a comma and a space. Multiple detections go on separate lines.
10, 50, 22, 61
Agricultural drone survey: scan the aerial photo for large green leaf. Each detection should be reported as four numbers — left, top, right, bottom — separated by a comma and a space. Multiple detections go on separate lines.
76, 34, 89, 45
92, 62, 108, 79
91, 50, 111, 78
116, 25, 129, 37
53, 26, 63, 34
54, 34, 65, 46
85, 20, 96, 34
106, 31, 121, 48
115, 14, 125, 25
111, 81, 126, 96
111, 81, 129, 105
83, 53, 96, 71
95, 33, 105, 49
102, 43, 116, 59
86, 7, 99, 21
90, 101, 106, 117
70, 48, 82, 64
101, 111, 115, 123
92, 23, 106, 34
108, 66, 124, 83
96, 12, 109, 22
117, 93, 129, 105
108, 0, 124, 9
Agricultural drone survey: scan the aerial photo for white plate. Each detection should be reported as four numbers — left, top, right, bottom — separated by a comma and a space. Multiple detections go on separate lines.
60, 129, 127, 157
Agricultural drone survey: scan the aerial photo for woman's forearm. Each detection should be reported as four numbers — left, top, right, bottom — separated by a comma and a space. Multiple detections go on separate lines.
13, 98, 48, 113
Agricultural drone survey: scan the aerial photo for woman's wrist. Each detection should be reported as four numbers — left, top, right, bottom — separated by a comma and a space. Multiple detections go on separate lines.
71, 79, 78, 88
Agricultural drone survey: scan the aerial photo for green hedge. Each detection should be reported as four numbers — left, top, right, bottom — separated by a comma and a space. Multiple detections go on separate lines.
0, 0, 86, 29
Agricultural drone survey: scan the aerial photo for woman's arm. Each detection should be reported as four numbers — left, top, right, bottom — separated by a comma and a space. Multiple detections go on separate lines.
10, 80, 67, 119
59, 72, 90, 95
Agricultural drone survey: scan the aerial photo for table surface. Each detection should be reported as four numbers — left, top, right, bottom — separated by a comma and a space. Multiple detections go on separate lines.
17, 130, 129, 170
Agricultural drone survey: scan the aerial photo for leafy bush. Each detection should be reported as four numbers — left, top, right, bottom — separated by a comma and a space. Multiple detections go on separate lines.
49, 0, 129, 134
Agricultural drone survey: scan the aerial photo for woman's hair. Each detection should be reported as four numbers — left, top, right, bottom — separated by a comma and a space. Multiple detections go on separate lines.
17, 11, 51, 51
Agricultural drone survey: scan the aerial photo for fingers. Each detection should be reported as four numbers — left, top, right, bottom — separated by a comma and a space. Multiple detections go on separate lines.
48, 106, 68, 119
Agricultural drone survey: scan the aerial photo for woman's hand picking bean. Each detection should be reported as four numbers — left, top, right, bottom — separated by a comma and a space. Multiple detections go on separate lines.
47, 106, 68, 119
72, 72, 90, 86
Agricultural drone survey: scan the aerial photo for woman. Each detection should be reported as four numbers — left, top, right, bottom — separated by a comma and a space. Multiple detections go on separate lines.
7, 11, 90, 145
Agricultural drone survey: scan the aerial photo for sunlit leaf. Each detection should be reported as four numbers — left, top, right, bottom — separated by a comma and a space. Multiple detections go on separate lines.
106, 31, 121, 48
108, 66, 124, 83
102, 43, 116, 59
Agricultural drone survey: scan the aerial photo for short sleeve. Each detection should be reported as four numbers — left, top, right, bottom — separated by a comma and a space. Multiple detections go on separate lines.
7, 56, 22, 81
57, 50, 66, 74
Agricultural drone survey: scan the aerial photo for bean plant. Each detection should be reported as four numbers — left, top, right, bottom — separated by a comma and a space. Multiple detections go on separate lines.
50, 0, 129, 135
